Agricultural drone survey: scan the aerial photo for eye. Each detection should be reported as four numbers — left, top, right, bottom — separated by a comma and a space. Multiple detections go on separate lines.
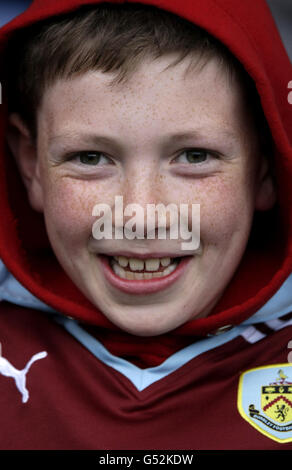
175, 149, 212, 164
71, 151, 112, 166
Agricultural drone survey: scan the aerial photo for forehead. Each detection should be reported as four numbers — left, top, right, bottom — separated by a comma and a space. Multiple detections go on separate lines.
38, 55, 252, 148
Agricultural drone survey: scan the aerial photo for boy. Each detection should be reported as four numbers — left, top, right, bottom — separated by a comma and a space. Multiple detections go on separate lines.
0, 0, 291, 449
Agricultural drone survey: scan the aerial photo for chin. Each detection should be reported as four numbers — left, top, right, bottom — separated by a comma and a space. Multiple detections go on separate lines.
104, 308, 187, 337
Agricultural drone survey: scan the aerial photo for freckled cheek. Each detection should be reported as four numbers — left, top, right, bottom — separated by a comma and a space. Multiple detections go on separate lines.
41, 179, 102, 244
173, 177, 254, 243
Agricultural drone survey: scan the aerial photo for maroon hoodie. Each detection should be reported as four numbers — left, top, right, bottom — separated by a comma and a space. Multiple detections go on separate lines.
0, 0, 291, 450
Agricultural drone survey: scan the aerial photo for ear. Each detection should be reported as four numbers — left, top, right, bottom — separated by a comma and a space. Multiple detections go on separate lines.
254, 154, 276, 211
6, 113, 44, 212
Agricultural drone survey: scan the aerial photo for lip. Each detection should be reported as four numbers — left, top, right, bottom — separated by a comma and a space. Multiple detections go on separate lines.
98, 254, 193, 294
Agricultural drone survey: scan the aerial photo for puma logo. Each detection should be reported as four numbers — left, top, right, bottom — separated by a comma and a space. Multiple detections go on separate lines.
0, 343, 47, 403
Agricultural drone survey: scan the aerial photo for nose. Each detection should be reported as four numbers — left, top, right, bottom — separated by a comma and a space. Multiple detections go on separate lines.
114, 162, 171, 238
123, 163, 162, 206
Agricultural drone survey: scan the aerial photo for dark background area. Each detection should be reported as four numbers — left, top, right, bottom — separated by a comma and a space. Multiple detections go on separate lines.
267, 0, 292, 61
0, 0, 291, 60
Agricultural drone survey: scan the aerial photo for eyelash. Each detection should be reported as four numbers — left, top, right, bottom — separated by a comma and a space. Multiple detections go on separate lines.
66, 148, 219, 166
67, 151, 112, 166
173, 148, 219, 165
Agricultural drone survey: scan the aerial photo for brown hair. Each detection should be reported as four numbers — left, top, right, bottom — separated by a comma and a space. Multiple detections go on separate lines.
3, 2, 268, 145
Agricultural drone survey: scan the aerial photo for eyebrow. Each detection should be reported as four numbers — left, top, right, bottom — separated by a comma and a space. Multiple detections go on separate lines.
165, 130, 238, 144
48, 128, 239, 153
49, 132, 117, 149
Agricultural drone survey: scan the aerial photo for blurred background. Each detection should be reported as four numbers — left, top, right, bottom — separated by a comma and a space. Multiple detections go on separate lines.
0, 0, 291, 60
267, 0, 292, 60
0, 0, 31, 27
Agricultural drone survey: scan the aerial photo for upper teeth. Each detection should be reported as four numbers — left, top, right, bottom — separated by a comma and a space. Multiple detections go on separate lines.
113, 256, 172, 271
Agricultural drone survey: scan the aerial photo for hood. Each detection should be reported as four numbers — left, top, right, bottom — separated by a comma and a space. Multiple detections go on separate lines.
0, 0, 292, 366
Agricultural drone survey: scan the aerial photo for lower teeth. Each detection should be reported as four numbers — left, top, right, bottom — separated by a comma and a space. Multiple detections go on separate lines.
111, 260, 178, 280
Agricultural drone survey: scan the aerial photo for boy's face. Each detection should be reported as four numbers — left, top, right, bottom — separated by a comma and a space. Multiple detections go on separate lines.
14, 54, 274, 336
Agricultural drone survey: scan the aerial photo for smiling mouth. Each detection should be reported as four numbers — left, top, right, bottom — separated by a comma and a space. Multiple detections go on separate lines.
98, 253, 194, 294
109, 255, 182, 280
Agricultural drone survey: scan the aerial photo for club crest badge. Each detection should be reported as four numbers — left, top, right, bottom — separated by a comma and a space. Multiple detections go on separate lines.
237, 364, 292, 443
